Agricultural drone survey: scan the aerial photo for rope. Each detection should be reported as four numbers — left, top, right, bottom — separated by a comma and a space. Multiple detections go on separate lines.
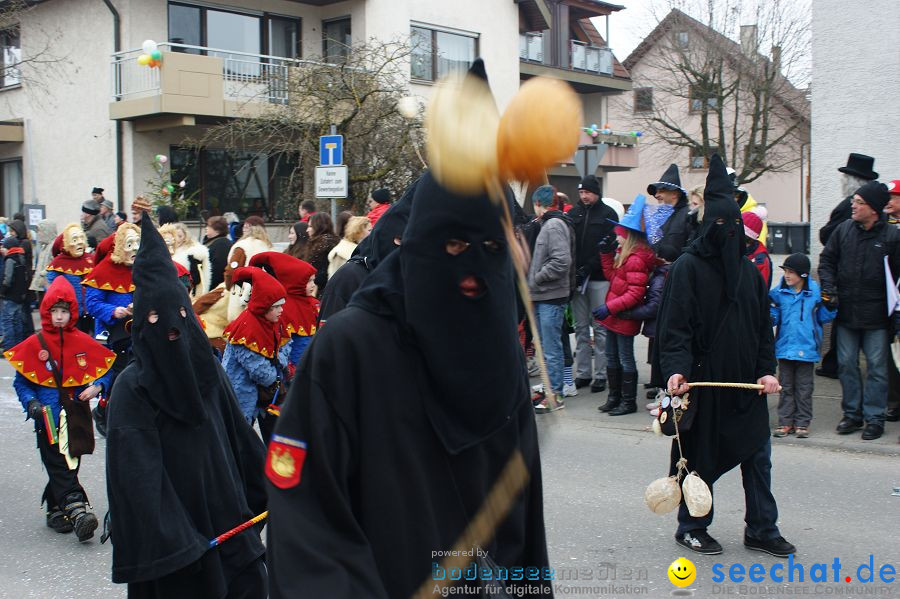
208, 511, 268, 549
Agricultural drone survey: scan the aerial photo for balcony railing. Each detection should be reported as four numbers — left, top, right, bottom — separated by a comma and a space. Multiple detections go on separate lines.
570, 40, 613, 75
110, 43, 325, 104
519, 32, 543, 62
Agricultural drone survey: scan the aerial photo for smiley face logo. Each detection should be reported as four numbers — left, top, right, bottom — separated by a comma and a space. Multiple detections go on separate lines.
668, 557, 696, 587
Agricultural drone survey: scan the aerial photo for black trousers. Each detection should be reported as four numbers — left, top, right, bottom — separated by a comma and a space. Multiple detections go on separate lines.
820, 325, 838, 374
36, 427, 84, 509
128, 555, 267, 599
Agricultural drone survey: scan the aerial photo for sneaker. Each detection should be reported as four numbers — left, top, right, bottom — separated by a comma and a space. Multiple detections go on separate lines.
650, 407, 660, 417
794, 426, 809, 438
530, 389, 545, 407
534, 396, 565, 414
772, 426, 794, 438
531, 383, 544, 394
562, 383, 578, 397
675, 530, 723, 555
744, 534, 796, 558
527, 361, 541, 377
46, 508, 73, 534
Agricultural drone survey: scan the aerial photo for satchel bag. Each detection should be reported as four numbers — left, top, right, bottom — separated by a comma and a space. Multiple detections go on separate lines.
37, 332, 95, 457
256, 338, 287, 409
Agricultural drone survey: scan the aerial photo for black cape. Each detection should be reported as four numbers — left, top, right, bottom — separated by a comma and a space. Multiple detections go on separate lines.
317, 257, 367, 324
106, 360, 267, 595
653, 248, 776, 480
266, 254, 551, 598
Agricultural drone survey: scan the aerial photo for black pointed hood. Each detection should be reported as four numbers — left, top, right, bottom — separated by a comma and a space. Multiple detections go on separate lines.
131, 216, 218, 423
686, 154, 745, 300
647, 163, 686, 197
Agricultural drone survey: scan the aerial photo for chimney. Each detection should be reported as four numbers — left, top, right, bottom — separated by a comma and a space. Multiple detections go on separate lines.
771, 45, 782, 73
740, 25, 758, 56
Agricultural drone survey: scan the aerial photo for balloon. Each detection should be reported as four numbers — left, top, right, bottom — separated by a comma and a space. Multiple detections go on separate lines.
150, 50, 161, 61
166, 184, 175, 193
635, 131, 643, 137
158, 155, 168, 164
179, 180, 186, 188
603, 123, 611, 129
591, 123, 598, 130
149, 59, 160, 68
142, 40, 158, 55
137, 54, 151, 66
590, 130, 599, 137
161, 188, 170, 196
396, 96, 419, 120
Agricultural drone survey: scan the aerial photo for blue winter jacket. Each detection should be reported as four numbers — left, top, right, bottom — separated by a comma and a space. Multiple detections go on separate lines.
289, 333, 311, 367
769, 278, 837, 362
84, 287, 133, 336
222, 342, 290, 423
15, 370, 112, 422
46, 271, 88, 316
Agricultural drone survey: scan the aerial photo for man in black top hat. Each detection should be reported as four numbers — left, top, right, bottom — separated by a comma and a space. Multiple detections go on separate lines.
568, 174, 618, 392
654, 154, 794, 558
816, 153, 879, 378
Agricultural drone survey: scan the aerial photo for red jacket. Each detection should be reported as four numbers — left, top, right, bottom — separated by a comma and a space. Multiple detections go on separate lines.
598, 245, 657, 336
747, 241, 772, 289
367, 202, 390, 227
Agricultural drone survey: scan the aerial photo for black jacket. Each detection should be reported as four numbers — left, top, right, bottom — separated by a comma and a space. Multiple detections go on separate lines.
653, 198, 691, 260
1, 251, 28, 303
818, 218, 900, 330
204, 235, 232, 291
567, 200, 617, 280
819, 196, 852, 246
317, 257, 368, 324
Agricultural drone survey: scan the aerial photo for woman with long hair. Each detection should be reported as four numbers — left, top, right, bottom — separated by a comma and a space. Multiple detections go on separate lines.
328, 216, 370, 277
171, 222, 210, 298
303, 212, 339, 294
284, 222, 309, 260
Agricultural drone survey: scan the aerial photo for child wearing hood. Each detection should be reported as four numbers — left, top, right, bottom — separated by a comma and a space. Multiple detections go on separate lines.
5, 276, 114, 541
222, 266, 291, 427
769, 254, 836, 438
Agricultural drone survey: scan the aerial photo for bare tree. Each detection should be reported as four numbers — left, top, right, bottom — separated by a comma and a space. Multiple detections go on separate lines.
623, 0, 810, 184
191, 39, 425, 215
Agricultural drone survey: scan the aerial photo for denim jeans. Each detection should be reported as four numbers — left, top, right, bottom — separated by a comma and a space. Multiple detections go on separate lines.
1, 299, 26, 352
571, 280, 609, 381
605, 330, 637, 373
535, 302, 565, 394
836, 325, 889, 424
677, 439, 781, 541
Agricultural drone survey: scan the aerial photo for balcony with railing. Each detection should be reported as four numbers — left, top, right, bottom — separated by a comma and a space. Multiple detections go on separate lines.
518, 33, 627, 92
109, 43, 322, 124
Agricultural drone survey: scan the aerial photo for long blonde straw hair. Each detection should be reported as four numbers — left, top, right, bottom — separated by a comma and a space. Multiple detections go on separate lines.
615, 228, 649, 268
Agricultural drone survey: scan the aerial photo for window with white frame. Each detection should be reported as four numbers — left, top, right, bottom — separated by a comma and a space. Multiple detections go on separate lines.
410, 25, 477, 82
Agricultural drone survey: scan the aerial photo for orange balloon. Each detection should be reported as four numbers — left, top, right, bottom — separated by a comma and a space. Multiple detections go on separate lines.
149, 59, 159, 68
497, 78, 582, 184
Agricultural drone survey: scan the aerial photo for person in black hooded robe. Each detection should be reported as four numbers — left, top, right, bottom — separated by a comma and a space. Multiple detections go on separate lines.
316, 174, 418, 324
653, 154, 796, 559
265, 169, 551, 598
105, 215, 268, 598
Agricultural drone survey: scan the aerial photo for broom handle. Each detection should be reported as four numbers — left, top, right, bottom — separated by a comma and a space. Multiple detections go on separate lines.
686, 382, 781, 392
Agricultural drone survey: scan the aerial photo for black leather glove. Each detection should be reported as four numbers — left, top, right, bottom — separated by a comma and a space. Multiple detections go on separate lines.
597, 233, 618, 254
27, 400, 42, 421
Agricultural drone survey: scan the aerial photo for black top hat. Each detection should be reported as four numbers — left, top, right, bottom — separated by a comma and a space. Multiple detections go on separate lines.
92, 187, 104, 195
838, 153, 878, 180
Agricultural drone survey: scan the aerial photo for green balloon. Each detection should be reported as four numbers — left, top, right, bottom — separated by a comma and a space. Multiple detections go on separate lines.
150, 50, 162, 60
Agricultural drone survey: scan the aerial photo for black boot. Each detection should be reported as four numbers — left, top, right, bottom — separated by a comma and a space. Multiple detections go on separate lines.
598, 367, 623, 412
46, 506, 73, 534
64, 494, 98, 543
92, 404, 107, 438
609, 371, 637, 416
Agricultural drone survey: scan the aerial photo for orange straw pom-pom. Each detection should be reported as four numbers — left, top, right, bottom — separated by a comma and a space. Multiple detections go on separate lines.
497, 77, 582, 185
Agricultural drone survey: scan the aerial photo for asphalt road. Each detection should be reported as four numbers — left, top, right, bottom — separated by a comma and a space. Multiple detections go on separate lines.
0, 336, 897, 598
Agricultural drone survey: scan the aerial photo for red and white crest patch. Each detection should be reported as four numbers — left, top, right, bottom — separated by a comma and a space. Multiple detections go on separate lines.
265, 434, 306, 489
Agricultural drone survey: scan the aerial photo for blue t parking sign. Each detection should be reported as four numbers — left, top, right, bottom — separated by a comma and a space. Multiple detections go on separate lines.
320, 135, 343, 166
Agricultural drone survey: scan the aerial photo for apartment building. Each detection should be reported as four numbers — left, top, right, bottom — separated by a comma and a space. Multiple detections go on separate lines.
0, 0, 631, 225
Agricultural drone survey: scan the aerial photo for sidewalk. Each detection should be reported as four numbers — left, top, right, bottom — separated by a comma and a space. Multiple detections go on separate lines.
547, 333, 900, 457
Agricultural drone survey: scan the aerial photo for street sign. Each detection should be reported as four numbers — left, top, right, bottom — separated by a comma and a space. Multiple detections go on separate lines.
319, 135, 343, 166
315, 165, 348, 198
573, 144, 607, 178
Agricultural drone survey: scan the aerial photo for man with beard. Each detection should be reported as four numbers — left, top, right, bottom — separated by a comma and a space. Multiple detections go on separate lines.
266, 170, 551, 598
316, 176, 417, 324
105, 216, 268, 598
654, 155, 795, 558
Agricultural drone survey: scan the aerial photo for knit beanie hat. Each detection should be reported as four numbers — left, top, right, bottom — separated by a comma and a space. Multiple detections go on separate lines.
854, 181, 890, 214
578, 175, 600, 196
742, 211, 763, 240
781, 253, 810, 278
371, 188, 391, 204
532, 185, 556, 207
